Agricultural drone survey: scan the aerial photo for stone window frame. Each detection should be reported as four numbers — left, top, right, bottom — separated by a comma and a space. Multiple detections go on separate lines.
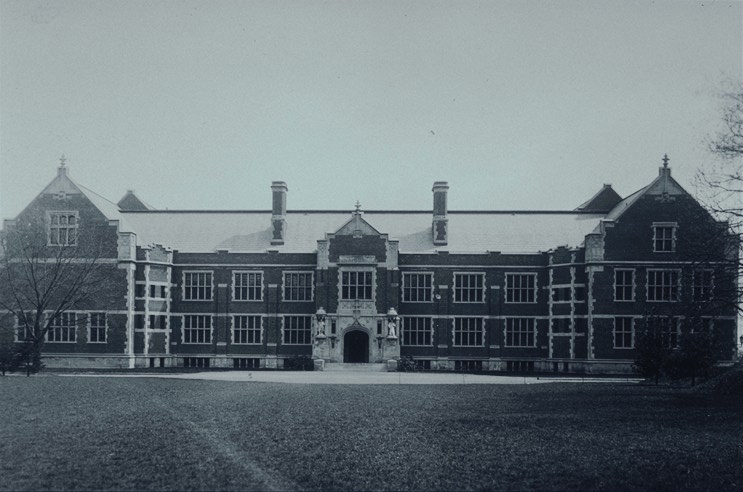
182, 271, 214, 301
452, 317, 485, 347
47, 210, 78, 246
505, 273, 538, 304
646, 268, 681, 302
504, 317, 537, 348
182, 314, 212, 344
453, 272, 486, 304
282, 271, 314, 302
613, 316, 634, 349
232, 315, 263, 345
46, 311, 79, 343
233, 271, 264, 302
652, 222, 677, 253
692, 269, 714, 301
401, 272, 434, 303
282, 315, 313, 345
88, 312, 107, 344
339, 268, 375, 302
400, 316, 434, 346
614, 268, 636, 302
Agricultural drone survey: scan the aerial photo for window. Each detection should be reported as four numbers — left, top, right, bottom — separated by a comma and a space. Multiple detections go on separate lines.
505, 318, 536, 347
183, 315, 212, 344
692, 270, 714, 301
453, 318, 483, 347
15, 312, 37, 341
647, 269, 680, 302
183, 272, 212, 301
505, 273, 537, 303
283, 272, 313, 301
453, 273, 484, 303
341, 271, 373, 301
48, 211, 78, 246
551, 318, 570, 333
135, 284, 146, 298
653, 223, 676, 252
402, 273, 433, 302
614, 317, 634, 349
234, 272, 263, 301
648, 317, 679, 348
47, 312, 77, 343
574, 286, 585, 302
149, 285, 167, 299
233, 315, 262, 345
401, 317, 433, 346
283, 316, 312, 345
149, 315, 167, 330
89, 312, 107, 343
614, 269, 635, 301
551, 287, 573, 303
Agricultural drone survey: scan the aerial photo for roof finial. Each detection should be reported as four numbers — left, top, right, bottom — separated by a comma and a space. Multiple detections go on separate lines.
59, 154, 66, 167
354, 200, 362, 213
662, 154, 669, 168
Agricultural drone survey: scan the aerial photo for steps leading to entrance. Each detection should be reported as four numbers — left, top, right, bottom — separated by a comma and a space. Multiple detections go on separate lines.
324, 363, 388, 372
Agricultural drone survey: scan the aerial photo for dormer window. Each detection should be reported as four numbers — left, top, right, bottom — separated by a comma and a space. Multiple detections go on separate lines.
652, 223, 676, 253
48, 211, 78, 246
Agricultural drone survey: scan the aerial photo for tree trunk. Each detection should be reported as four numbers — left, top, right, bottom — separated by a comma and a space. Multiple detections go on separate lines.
30, 340, 43, 374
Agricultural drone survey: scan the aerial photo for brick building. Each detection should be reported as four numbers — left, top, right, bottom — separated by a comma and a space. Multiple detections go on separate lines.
1, 156, 738, 372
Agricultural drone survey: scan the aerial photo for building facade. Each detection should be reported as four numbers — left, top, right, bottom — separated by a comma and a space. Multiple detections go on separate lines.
1, 157, 738, 372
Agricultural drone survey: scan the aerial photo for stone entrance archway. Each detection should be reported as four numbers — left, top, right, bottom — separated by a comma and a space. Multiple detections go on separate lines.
343, 330, 369, 363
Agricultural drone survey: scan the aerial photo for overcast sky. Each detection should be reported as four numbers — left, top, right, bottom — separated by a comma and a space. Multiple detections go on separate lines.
1, 0, 741, 218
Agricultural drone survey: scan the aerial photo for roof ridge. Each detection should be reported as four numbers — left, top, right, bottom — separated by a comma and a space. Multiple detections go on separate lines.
118, 209, 603, 215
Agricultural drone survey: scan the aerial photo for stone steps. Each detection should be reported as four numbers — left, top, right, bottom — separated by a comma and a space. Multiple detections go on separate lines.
324, 363, 388, 372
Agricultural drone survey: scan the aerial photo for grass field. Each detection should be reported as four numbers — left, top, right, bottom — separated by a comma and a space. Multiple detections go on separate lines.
1, 376, 741, 491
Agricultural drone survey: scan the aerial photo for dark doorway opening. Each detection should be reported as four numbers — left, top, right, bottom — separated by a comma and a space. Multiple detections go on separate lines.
343, 330, 369, 363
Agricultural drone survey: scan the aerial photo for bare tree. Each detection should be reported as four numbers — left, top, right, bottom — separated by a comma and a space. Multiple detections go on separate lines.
0, 213, 108, 374
698, 83, 743, 317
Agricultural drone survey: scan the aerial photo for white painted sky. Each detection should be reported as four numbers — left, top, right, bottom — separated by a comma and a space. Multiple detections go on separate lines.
1, 0, 741, 218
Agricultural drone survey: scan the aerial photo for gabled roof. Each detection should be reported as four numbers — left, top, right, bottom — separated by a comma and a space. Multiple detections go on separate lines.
117, 190, 153, 211
330, 211, 383, 237
120, 210, 605, 254
575, 184, 623, 213
30, 164, 134, 233
605, 164, 689, 222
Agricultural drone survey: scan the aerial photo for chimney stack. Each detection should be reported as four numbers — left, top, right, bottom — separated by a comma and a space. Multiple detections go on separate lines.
432, 181, 448, 245
271, 181, 288, 245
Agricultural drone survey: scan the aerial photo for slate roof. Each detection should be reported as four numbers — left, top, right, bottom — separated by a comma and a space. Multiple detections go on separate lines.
575, 184, 623, 212
76, 183, 135, 233
117, 190, 153, 211
121, 210, 606, 254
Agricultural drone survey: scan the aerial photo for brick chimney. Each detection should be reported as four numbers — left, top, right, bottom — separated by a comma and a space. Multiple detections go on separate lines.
432, 181, 448, 245
271, 181, 288, 245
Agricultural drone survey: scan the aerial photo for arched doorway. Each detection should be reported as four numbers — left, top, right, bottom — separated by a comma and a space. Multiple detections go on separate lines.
343, 330, 369, 363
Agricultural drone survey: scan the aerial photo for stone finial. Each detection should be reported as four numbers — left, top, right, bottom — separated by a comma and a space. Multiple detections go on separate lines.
58, 154, 68, 176
662, 154, 669, 168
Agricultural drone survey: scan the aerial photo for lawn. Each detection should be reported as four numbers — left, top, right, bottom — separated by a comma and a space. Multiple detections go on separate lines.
0, 376, 740, 491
